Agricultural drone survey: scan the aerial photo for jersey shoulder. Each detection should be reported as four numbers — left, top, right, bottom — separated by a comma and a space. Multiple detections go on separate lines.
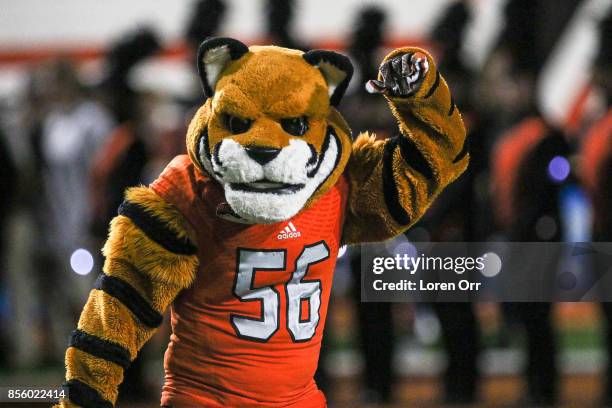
150, 155, 204, 200
149, 155, 222, 232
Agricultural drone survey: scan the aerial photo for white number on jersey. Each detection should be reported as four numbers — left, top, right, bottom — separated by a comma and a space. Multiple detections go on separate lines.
231, 241, 330, 342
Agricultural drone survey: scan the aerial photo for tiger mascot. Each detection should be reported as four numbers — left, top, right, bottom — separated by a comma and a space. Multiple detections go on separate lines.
58, 37, 467, 407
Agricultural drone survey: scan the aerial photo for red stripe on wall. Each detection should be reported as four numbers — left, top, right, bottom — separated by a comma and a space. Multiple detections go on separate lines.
0, 37, 429, 65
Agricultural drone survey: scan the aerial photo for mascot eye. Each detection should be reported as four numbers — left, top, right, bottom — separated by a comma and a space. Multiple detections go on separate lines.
281, 117, 309, 136
225, 115, 252, 134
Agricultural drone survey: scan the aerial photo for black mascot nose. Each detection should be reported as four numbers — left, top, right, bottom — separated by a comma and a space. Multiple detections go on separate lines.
245, 146, 281, 165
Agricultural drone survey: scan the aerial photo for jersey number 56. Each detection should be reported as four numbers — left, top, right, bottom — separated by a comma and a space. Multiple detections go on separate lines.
231, 241, 330, 343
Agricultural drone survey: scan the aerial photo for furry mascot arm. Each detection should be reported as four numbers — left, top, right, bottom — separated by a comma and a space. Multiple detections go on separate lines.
57, 187, 199, 408
343, 47, 468, 243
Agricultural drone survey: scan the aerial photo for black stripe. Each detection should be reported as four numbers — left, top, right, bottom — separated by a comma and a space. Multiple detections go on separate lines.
118, 201, 196, 256
307, 129, 331, 178
303, 50, 354, 106
306, 143, 318, 167
202, 128, 211, 160
197, 37, 249, 98
69, 329, 131, 369
382, 138, 411, 225
94, 274, 163, 328
198, 128, 211, 167
212, 140, 223, 168
453, 137, 469, 163
424, 70, 440, 99
448, 96, 456, 116
313, 127, 343, 194
405, 109, 451, 149
397, 136, 434, 180
64, 379, 114, 408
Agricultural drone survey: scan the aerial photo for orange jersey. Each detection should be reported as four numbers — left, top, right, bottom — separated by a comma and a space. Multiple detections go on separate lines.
150, 155, 348, 407
491, 117, 547, 228
580, 110, 612, 195
579, 110, 612, 233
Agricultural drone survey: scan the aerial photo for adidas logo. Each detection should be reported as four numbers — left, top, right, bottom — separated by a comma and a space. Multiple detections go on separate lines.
277, 222, 301, 240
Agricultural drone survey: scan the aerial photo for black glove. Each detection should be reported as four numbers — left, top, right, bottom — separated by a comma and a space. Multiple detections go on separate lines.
366, 51, 429, 98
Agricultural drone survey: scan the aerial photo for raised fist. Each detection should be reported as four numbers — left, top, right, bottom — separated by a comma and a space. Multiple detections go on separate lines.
366, 51, 429, 98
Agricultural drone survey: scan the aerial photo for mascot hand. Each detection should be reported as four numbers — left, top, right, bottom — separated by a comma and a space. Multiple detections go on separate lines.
365, 51, 429, 97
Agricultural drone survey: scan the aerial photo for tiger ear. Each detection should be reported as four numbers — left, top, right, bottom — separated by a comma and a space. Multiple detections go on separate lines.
303, 50, 353, 106
197, 37, 249, 98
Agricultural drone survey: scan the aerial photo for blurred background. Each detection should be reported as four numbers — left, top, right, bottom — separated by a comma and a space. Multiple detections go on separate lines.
0, 0, 611, 407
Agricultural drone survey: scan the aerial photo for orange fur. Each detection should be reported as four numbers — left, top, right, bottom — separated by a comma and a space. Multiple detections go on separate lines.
60, 43, 467, 408
343, 47, 468, 243
61, 189, 199, 407
185, 45, 354, 211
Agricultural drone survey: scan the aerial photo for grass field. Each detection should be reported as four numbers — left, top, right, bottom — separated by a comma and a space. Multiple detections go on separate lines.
0, 303, 607, 407
0, 374, 606, 407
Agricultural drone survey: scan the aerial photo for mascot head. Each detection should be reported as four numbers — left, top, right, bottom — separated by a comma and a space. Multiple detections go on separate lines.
186, 37, 354, 224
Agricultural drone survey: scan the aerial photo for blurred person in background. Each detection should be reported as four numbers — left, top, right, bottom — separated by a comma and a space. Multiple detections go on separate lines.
17, 64, 53, 367
184, 0, 227, 107
264, 0, 309, 51
90, 28, 161, 402
416, 1, 481, 404
0, 124, 17, 368
337, 6, 398, 405
29, 59, 114, 363
579, 10, 612, 406
343, 5, 396, 143
152, 0, 228, 169
488, 0, 581, 404
91, 27, 160, 237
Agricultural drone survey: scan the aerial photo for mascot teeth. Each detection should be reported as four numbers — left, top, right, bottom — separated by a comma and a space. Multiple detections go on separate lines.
224, 130, 340, 223
231, 181, 305, 193
249, 181, 286, 188
201, 125, 341, 222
